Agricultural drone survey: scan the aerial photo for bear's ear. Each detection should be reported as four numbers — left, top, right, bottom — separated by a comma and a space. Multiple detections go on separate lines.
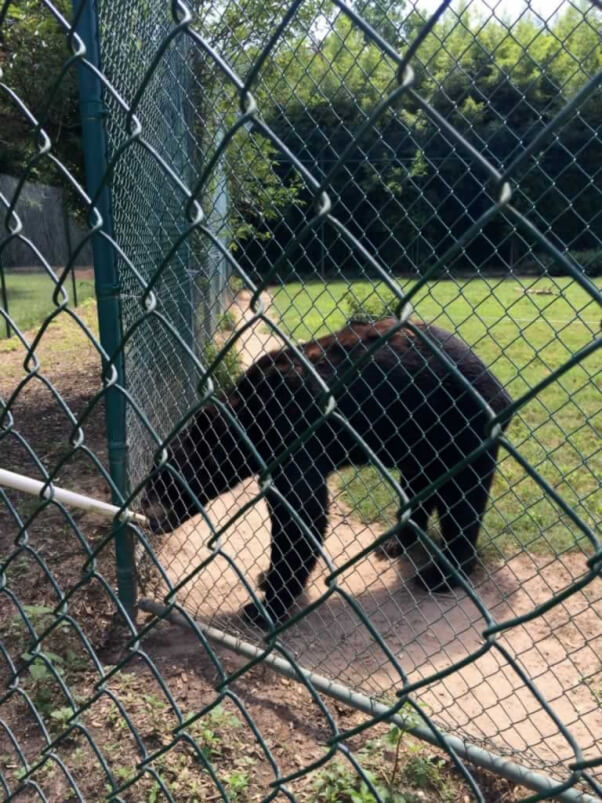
184, 403, 226, 444
250, 364, 326, 438
235, 357, 314, 407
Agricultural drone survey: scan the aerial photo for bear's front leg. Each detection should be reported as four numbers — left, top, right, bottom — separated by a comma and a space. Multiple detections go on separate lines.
242, 462, 328, 630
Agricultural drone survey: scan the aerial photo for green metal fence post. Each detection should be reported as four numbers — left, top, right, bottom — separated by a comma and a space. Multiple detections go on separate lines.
61, 196, 78, 307
0, 264, 9, 338
72, 0, 136, 617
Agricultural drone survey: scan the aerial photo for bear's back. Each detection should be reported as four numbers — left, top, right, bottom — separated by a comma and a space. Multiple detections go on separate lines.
231, 319, 511, 469
265, 318, 510, 417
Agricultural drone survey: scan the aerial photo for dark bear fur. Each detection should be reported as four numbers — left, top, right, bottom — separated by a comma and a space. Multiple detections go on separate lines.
143, 319, 512, 628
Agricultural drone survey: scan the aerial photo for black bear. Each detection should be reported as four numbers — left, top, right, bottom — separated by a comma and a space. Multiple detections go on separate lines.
143, 319, 512, 628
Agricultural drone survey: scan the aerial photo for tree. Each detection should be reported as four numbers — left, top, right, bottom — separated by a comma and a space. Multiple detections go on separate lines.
0, 1, 82, 185
233, 1, 601, 278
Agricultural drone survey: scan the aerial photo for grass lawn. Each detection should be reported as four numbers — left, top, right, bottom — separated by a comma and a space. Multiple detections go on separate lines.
1, 271, 95, 336
270, 276, 601, 561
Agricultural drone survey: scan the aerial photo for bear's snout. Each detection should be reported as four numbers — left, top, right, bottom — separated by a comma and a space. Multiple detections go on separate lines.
140, 493, 171, 534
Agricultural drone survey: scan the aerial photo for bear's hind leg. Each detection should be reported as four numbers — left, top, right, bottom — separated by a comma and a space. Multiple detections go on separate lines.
418, 453, 497, 592
378, 473, 436, 559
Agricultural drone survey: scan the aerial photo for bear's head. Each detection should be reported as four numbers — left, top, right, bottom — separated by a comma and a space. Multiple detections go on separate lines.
141, 403, 250, 533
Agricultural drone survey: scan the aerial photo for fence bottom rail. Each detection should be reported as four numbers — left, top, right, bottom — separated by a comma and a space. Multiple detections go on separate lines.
138, 597, 597, 803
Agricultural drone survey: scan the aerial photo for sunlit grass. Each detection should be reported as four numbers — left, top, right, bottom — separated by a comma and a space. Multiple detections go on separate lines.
271, 276, 601, 559
1, 271, 95, 336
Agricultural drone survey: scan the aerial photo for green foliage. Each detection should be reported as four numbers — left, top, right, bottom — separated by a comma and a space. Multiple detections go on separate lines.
20, 652, 65, 716
229, 274, 245, 294
7, 605, 87, 728
200, 338, 243, 397
227, 128, 304, 244
402, 754, 446, 791
50, 706, 74, 728
147, 780, 163, 803
10, 603, 53, 626
186, 703, 243, 761
310, 716, 435, 801
310, 760, 382, 802
0, 0, 82, 185
224, 769, 250, 799
3, 0, 598, 271
343, 286, 399, 321
206, 703, 243, 730
216, 309, 237, 332
353, 0, 408, 47
235, 3, 601, 278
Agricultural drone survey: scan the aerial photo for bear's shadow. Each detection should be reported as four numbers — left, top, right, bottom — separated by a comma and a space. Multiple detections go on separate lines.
190, 556, 519, 699
147, 482, 520, 698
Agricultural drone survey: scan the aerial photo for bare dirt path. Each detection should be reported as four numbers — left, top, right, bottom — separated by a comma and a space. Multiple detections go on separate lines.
148, 290, 602, 783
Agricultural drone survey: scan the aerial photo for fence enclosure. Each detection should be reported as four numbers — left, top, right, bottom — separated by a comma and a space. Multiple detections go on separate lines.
0, 0, 601, 801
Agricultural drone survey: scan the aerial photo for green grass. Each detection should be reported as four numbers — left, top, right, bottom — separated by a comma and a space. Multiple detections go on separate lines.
270, 276, 601, 560
1, 271, 95, 336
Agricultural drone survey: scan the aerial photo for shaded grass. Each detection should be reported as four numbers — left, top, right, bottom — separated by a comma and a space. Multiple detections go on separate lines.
270, 276, 601, 560
1, 271, 95, 336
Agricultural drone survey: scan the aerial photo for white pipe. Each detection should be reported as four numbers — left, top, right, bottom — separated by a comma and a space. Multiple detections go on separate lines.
0, 467, 148, 526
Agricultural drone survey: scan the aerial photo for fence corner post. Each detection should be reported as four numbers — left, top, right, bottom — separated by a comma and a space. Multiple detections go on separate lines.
72, 0, 136, 619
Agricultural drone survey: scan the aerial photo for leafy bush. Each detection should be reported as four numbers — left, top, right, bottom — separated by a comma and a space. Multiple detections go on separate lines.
560, 250, 602, 278
516, 249, 602, 277
343, 287, 399, 322
200, 339, 243, 397
217, 309, 237, 332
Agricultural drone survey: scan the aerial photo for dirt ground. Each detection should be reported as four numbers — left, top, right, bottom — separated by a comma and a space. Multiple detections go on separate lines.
0, 293, 600, 800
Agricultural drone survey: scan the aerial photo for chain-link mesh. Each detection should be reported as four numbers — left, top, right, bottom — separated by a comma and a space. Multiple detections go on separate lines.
1, 0, 601, 800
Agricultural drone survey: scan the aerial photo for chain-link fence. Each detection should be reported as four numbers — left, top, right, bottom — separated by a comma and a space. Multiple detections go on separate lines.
1, 0, 601, 800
